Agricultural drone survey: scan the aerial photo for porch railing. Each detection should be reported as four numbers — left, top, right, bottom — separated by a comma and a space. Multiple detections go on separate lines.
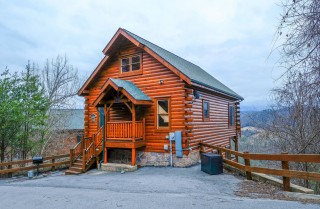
106, 119, 145, 141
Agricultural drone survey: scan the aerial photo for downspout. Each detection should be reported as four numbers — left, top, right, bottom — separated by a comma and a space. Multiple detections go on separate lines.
99, 126, 105, 169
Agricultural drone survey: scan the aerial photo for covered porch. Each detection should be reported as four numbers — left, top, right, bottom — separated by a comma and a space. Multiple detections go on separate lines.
93, 78, 152, 165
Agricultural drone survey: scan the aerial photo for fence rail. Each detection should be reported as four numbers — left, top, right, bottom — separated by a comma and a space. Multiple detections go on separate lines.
0, 154, 70, 176
199, 142, 320, 191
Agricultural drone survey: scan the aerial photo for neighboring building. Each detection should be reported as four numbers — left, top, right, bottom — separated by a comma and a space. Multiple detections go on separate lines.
44, 109, 84, 156
66, 28, 243, 174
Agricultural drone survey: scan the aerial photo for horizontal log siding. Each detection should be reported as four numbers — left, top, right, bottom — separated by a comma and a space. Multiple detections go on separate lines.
187, 87, 237, 150
85, 41, 185, 153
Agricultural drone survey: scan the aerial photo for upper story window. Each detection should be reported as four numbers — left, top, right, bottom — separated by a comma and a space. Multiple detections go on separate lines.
121, 55, 141, 73
229, 105, 235, 126
203, 100, 210, 121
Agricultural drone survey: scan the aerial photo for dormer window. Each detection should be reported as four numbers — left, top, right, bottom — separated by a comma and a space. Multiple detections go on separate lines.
120, 55, 141, 73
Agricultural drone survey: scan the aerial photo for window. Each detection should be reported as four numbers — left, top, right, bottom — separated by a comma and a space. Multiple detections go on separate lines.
203, 101, 209, 120
157, 99, 169, 129
229, 105, 235, 126
120, 55, 141, 73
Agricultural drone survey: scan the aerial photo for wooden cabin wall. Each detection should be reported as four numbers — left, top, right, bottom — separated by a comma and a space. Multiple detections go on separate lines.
108, 104, 132, 121
84, 40, 186, 153
185, 86, 237, 151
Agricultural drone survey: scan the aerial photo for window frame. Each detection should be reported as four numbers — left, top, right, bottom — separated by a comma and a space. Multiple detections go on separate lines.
228, 104, 235, 127
202, 100, 210, 121
155, 97, 170, 131
119, 54, 142, 76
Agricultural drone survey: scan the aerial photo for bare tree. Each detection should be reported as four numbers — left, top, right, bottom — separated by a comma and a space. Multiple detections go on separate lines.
38, 55, 81, 154
276, 0, 320, 78
263, 71, 320, 192
256, 0, 320, 192
41, 55, 80, 109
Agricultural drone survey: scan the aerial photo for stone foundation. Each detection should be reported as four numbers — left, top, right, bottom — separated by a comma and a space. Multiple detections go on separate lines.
137, 151, 200, 167
101, 163, 137, 172
106, 149, 200, 167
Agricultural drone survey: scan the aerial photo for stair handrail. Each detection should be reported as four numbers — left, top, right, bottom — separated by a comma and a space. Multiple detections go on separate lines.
70, 136, 83, 166
83, 136, 96, 171
95, 127, 103, 154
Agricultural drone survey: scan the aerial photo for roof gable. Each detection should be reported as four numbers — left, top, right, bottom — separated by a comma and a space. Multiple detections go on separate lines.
122, 29, 243, 100
79, 28, 243, 100
92, 78, 152, 107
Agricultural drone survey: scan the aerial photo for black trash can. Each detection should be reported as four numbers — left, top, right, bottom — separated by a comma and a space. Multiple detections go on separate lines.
201, 153, 223, 175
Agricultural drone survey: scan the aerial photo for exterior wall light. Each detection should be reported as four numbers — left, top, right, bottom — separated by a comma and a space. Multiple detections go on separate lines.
90, 114, 96, 122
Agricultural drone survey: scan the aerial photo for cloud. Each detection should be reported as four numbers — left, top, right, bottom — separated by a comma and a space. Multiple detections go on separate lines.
0, 0, 282, 109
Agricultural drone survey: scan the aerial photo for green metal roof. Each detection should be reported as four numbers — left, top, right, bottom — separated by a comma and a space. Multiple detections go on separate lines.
124, 29, 243, 100
110, 78, 151, 101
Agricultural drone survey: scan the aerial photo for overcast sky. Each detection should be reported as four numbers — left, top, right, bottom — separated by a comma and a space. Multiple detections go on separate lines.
0, 0, 283, 110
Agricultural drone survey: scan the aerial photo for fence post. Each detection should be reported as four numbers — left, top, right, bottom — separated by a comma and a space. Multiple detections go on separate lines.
217, 145, 222, 155
51, 158, 55, 171
281, 152, 290, 191
226, 146, 231, 160
243, 151, 252, 180
7, 165, 12, 178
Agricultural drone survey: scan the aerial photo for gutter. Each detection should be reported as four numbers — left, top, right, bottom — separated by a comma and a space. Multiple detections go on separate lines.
191, 79, 244, 101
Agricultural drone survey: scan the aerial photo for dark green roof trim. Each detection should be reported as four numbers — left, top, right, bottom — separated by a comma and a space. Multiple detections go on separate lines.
191, 79, 244, 100
110, 78, 151, 101
123, 29, 243, 101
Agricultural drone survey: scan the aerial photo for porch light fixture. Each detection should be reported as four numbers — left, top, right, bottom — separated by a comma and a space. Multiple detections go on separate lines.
159, 80, 164, 85
90, 114, 96, 122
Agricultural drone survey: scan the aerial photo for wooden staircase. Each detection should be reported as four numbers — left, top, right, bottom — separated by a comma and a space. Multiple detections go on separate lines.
65, 127, 103, 175
65, 157, 83, 175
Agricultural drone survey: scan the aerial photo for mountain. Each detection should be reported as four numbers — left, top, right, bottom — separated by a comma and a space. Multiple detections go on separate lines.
241, 109, 273, 128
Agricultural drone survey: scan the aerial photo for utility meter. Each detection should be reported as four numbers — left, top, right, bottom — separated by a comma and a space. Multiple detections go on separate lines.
169, 132, 175, 141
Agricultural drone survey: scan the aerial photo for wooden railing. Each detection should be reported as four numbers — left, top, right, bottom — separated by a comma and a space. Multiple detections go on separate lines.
83, 137, 96, 171
70, 141, 82, 166
199, 142, 320, 191
0, 154, 69, 177
106, 120, 145, 140
94, 126, 103, 153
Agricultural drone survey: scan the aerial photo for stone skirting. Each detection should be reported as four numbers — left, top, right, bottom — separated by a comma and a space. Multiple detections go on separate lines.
101, 163, 137, 172
136, 151, 200, 167
105, 149, 200, 168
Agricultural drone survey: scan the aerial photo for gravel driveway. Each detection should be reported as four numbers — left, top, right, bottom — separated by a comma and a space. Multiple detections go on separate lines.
0, 165, 318, 209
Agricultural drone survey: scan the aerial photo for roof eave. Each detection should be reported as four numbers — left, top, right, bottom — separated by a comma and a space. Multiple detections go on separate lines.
191, 80, 244, 101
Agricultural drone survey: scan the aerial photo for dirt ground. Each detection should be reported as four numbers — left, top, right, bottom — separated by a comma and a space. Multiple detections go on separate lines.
231, 172, 320, 205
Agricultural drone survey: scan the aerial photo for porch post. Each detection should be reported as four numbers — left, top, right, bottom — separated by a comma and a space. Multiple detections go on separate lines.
104, 147, 108, 164
234, 136, 239, 162
104, 104, 108, 164
132, 103, 136, 142
132, 102, 136, 166
132, 148, 136, 166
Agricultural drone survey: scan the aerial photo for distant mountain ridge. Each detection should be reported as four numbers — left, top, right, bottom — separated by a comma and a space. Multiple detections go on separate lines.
241, 109, 273, 128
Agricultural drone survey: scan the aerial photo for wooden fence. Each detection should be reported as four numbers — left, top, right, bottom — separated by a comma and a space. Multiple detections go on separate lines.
0, 154, 70, 177
199, 142, 320, 191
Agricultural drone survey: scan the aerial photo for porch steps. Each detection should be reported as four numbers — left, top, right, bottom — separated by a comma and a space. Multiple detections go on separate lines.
65, 158, 84, 175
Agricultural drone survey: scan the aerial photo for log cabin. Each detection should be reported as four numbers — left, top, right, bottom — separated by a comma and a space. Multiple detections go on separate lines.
66, 28, 243, 174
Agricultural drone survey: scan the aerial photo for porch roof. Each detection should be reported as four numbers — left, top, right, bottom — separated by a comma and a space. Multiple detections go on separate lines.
93, 78, 152, 106
110, 78, 151, 101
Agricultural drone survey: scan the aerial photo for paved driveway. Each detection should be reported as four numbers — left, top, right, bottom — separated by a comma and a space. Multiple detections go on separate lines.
0, 165, 318, 209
